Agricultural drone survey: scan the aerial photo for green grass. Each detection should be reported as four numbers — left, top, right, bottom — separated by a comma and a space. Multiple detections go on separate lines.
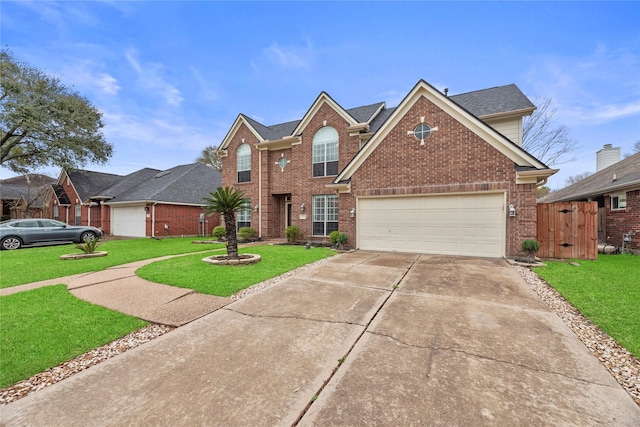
0, 238, 224, 288
0, 285, 147, 388
137, 245, 336, 297
533, 254, 640, 357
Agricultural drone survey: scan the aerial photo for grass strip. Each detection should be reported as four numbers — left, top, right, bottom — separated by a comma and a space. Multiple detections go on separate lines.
0, 238, 224, 288
533, 254, 640, 357
136, 244, 336, 297
0, 285, 147, 388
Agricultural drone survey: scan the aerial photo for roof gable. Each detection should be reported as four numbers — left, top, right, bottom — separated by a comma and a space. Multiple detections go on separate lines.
218, 114, 268, 150
335, 80, 550, 184
64, 170, 122, 202
290, 92, 359, 136
545, 152, 640, 202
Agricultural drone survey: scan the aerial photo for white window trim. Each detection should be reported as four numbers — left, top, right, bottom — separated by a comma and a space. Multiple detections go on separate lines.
611, 193, 627, 210
312, 194, 338, 236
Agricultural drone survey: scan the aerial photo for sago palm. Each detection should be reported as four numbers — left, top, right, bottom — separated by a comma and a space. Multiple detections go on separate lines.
203, 186, 248, 259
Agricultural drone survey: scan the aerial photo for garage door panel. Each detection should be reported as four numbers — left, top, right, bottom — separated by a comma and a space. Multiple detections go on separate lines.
358, 193, 505, 258
111, 206, 146, 237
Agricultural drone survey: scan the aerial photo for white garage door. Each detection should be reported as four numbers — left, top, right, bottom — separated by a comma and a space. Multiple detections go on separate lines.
357, 193, 505, 258
111, 206, 146, 237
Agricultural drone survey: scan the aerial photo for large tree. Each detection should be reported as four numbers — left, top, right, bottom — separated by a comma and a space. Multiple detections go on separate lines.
522, 97, 578, 166
1, 49, 112, 173
196, 145, 222, 171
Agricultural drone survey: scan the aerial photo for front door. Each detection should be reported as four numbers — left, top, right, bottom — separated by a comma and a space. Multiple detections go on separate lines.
285, 201, 292, 228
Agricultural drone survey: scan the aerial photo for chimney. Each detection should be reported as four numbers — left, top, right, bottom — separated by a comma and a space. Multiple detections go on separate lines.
596, 144, 621, 171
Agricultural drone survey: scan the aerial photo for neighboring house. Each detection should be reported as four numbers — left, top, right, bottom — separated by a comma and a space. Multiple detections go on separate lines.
44, 163, 222, 237
543, 152, 640, 252
0, 174, 55, 220
217, 80, 556, 258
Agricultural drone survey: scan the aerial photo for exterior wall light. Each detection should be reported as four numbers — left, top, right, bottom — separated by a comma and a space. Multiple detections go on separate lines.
509, 204, 516, 217
350, 208, 356, 218
254, 205, 259, 211
300, 203, 305, 213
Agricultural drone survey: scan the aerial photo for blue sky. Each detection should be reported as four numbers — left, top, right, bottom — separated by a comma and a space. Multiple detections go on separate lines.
1, 1, 639, 190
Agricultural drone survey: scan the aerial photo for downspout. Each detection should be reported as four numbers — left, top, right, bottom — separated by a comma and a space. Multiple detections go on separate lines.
258, 149, 263, 238
87, 205, 91, 227
151, 202, 157, 237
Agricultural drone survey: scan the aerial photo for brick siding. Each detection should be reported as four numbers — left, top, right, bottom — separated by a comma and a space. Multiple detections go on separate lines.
604, 190, 640, 250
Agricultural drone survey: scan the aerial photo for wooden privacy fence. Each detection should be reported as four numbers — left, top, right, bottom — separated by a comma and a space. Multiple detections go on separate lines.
536, 201, 598, 260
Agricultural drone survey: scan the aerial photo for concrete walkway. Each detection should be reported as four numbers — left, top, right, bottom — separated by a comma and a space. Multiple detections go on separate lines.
0, 255, 230, 327
2, 251, 639, 426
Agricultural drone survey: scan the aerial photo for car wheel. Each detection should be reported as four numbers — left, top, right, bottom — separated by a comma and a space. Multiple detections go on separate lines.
79, 231, 97, 242
1, 236, 23, 250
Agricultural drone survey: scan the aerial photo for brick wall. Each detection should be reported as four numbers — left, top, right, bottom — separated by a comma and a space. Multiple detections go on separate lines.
221, 96, 539, 256
146, 203, 218, 237
604, 190, 640, 250
350, 97, 537, 256
222, 103, 361, 241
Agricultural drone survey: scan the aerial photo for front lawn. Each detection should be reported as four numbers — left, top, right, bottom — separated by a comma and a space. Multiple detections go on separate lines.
0, 285, 147, 388
137, 245, 336, 297
533, 254, 640, 357
0, 238, 224, 288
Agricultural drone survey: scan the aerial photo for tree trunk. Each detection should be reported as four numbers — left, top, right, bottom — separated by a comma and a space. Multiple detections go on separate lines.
224, 211, 239, 259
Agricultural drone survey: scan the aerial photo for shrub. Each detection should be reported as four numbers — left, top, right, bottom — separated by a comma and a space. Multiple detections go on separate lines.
521, 239, 540, 263
75, 237, 102, 254
285, 225, 301, 243
212, 225, 225, 241
238, 227, 257, 242
329, 230, 340, 245
337, 233, 348, 246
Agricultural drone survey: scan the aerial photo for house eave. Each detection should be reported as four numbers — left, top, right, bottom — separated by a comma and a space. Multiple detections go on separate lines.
325, 182, 351, 194
479, 107, 536, 121
255, 136, 302, 151
516, 169, 559, 185
551, 179, 640, 202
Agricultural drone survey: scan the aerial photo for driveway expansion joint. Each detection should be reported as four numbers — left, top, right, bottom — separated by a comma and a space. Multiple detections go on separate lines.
366, 330, 618, 388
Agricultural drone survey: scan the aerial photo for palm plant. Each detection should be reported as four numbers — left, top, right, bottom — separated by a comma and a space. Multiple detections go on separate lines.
203, 186, 248, 259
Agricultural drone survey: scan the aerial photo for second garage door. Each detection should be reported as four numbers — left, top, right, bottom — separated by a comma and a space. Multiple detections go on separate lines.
357, 193, 505, 258
111, 206, 146, 237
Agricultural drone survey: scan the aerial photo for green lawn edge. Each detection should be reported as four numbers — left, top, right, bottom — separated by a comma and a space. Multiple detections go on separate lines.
0, 285, 147, 388
533, 254, 640, 357
137, 244, 336, 297
0, 238, 225, 288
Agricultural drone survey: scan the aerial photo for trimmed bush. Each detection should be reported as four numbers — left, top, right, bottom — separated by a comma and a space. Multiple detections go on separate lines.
238, 227, 257, 242
521, 239, 540, 263
212, 226, 226, 241
285, 225, 301, 243
329, 230, 340, 245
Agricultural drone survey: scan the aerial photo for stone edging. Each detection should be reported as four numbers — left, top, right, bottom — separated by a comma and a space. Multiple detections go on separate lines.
59, 252, 108, 260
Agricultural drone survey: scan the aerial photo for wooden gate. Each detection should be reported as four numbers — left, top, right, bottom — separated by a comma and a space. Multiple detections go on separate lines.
536, 201, 598, 260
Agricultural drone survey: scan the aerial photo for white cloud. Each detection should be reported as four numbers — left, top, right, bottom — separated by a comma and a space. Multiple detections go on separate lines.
252, 40, 315, 72
124, 48, 184, 107
525, 44, 640, 126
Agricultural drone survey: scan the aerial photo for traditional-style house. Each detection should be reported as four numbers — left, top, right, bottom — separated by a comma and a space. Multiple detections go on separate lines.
217, 80, 556, 258
45, 163, 221, 237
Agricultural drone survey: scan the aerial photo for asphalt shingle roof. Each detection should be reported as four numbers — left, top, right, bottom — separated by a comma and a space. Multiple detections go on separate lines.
544, 152, 640, 202
241, 84, 533, 140
106, 163, 222, 205
450, 84, 536, 117
67, 170, 122, 201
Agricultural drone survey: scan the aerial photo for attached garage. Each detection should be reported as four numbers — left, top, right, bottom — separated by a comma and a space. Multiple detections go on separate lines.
357, 192, 506, 258
111, 206, 146, 237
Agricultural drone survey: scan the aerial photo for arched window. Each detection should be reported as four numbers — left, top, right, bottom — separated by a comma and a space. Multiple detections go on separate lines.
312, 126, 338, 177
237, 143, 251, 183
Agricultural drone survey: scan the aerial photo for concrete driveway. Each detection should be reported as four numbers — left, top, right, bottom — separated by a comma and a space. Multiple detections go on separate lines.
2, 251, 639, 426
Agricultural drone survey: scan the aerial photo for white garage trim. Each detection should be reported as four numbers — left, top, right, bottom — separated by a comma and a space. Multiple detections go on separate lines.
111, 205, 147, 237
357, 192, 506, 258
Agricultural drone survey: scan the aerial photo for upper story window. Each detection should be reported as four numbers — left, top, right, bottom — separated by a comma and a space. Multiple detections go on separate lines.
611, 193, 627, 210
312, 126, 339, 177
237, 143, 251, 183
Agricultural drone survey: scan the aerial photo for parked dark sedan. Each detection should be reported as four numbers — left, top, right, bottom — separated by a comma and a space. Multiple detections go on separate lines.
0, 219, 103, 250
